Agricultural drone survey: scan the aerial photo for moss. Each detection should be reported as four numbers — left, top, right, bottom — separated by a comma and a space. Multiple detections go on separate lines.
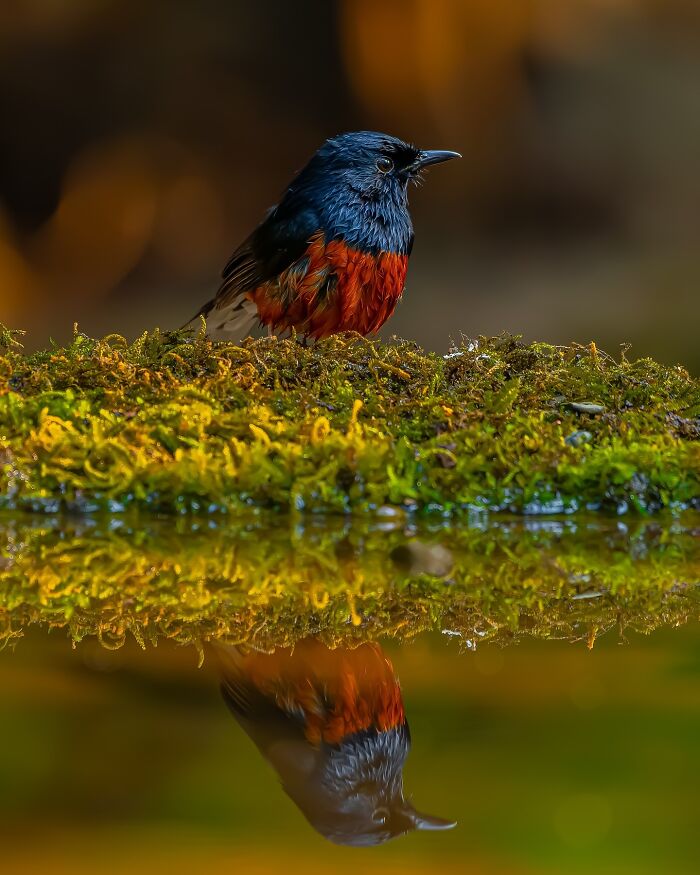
0, 325, 698, 515
1, 514, 698, 655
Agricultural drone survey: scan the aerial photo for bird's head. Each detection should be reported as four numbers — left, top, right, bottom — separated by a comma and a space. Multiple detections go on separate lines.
305, 725, 456, 847
297, 131, 460, 203
314, 783, 457, 847
284, 131, 460, 254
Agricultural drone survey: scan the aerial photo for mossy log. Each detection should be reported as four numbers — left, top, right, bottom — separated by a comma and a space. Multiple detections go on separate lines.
1, 515, 698, 654
0, 325, 698, 515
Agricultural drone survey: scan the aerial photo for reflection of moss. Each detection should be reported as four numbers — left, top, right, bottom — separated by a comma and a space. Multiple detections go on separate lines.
1, 515, 698, 655
0, 325, 698, 514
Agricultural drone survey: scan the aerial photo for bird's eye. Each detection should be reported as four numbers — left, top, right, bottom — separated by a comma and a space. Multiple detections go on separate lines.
376, 156, 394, 174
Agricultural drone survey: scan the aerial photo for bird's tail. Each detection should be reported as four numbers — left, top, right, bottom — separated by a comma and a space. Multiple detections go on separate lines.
181, 294, 259, 340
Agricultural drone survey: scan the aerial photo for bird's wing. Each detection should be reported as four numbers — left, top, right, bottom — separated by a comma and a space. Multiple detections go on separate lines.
185, 203, 321, 338
216, 645, 315, 757
220, 671, 320, 779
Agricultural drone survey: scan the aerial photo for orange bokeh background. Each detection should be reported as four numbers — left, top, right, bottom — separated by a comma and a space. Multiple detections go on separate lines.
0, 0, 698, 367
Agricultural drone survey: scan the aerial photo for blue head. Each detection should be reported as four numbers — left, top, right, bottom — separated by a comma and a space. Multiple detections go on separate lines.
309, 725, 456, 846
280, 131, 461, 255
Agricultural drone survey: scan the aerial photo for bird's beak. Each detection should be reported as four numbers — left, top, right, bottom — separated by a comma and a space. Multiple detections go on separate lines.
409, 809, 458, 831
412, 149, 462, 171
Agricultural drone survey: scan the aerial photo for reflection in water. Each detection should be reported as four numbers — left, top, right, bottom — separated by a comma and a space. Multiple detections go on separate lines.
215, 639, 456, 846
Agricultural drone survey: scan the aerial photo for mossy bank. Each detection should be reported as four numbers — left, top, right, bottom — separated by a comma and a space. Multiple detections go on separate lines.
0, 325, 698, 515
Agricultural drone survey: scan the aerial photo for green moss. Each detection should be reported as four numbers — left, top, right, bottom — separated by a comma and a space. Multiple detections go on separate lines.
1, 515, 698, 655
0, 325, 698, 515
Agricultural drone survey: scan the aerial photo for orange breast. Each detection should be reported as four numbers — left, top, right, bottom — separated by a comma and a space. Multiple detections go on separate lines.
251, 235, 408, 339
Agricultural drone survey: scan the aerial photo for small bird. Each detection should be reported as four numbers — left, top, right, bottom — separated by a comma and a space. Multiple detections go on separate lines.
187, 131, 460, 340
215, 638, 456, 846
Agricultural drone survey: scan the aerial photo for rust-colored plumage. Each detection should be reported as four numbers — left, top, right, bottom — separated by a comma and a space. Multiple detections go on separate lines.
225, 639, 405, 745
251, 235, 408, 340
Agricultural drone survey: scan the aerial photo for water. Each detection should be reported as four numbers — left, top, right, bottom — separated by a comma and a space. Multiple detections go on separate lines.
1, 513, 699, 874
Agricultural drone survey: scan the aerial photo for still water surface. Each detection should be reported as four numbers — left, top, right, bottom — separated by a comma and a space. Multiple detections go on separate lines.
1, 514, 698, 874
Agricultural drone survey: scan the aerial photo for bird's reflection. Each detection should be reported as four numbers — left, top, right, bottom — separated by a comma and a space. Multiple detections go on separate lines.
215, 638, 455, 846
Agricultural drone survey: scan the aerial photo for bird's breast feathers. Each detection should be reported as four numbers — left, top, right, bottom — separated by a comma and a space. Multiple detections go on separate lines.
250, 233, 408, 339
221, 641, 407, 748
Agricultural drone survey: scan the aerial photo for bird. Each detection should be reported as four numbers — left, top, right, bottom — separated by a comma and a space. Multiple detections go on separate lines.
186, 131, 460, 340
215, 638, 456, 846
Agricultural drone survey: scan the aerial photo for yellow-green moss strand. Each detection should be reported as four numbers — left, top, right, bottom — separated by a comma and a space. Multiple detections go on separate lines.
1, 514, 698, 653
0, 327, 698, 515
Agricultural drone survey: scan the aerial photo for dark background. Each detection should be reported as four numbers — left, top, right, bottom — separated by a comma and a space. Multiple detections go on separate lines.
1, 0, 698, 367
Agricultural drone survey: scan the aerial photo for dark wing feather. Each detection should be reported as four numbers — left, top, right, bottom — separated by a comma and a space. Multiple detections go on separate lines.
186, 203, 321, 334
215, 645, 309, 748
218, 659, 320, 780
218, 236, 265, 305
188, 233, 259, 324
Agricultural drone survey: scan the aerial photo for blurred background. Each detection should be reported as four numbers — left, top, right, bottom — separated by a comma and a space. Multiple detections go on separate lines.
0, 0, 698, 367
